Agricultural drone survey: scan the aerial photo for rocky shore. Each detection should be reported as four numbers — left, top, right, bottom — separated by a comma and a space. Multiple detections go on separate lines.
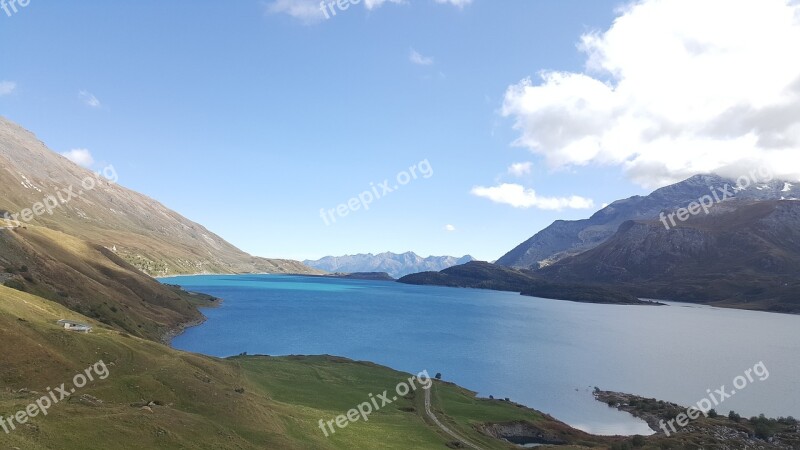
594, 389, 800, 449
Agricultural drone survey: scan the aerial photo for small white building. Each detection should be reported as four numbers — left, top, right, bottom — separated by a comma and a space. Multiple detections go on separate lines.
57, 320, 92, 333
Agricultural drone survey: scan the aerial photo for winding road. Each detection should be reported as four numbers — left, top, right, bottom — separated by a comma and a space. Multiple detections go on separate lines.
423, 386, 484, 450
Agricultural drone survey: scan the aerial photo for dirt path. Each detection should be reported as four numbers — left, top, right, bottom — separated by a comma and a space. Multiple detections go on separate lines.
423, 386, 484, 450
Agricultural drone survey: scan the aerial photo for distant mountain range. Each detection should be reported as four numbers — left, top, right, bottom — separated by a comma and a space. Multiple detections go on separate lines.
304, 252, 474, 278
404, 174, 800, 313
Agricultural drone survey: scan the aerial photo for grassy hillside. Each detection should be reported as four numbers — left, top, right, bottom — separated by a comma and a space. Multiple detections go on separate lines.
0, 285, 615, 449
0, 224, 211, 341
0, 116, 320, 277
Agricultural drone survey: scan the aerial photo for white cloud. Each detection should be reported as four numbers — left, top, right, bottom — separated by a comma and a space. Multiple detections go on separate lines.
265, 0, 402, 22
410, 49, 434, 66
434, 0, 471, 7
60, 149, 95, 168
0, 81, 16, 96
471, 183, 594, 210
265, 0, 324, 22
444, 224, 456, 232
508, 162, 533, 177
79, 90, 101, 108
502, 0, 800, 188
364, 0, 405, 10
265, 0, 465, 22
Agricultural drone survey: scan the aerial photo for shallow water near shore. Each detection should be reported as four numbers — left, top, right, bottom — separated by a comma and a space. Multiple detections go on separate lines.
163, 274, 800, 436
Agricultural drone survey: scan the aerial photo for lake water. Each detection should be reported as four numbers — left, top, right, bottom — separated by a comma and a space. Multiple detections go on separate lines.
163, 274, 800, 436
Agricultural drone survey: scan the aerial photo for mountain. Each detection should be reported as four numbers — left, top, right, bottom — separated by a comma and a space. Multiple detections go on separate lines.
0, 116, 320, 277
538, 199, 800, 313
399, 261, 648, 305
304, 252, 474, 278
407, 175, 800, 313
0, 117, 320, 340
497, 174, 800, 269
323, 272, 396, 281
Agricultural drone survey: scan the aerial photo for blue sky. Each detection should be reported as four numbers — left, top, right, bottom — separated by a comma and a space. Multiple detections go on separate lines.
2, 0, 799, 261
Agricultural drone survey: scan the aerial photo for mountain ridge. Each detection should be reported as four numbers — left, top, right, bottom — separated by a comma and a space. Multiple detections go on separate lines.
0, 116, 319, 278
304, 251, 474, 278
497, 173, 800, 269
537, 199, 800, 312
404, 175, 800, 313
398, 261, 649, 305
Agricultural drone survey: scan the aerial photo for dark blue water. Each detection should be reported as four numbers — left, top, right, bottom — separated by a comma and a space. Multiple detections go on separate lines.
164, 275, 800, 435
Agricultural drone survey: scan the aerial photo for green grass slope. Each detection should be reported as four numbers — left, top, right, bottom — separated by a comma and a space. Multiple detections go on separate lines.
0, 285, 612, 449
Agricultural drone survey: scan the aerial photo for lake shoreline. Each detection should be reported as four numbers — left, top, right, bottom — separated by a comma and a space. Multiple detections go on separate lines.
162, 315, 207, 345
161, 274, 800, 436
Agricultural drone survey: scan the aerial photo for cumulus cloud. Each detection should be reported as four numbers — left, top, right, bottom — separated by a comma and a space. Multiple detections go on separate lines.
444, 224, 456, 232
364, 0, 405, 9
471, 183, 594, 210
0, 81, 16, 96
410, 49, 434, 65
502, 0, 800, 188
79, 90, 101, 108
508, 162, 533, 177
61, 149, 95, 168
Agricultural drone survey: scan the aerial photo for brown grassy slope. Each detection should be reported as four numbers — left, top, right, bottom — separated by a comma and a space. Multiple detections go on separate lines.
0, 225, 206, 341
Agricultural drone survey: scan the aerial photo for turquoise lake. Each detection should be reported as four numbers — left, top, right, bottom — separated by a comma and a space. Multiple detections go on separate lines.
163, 274, 800, 436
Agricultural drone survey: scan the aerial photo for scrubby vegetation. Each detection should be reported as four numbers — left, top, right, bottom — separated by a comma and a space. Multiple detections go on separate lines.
595, 390, 800, 449
3, 278, 25, 291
